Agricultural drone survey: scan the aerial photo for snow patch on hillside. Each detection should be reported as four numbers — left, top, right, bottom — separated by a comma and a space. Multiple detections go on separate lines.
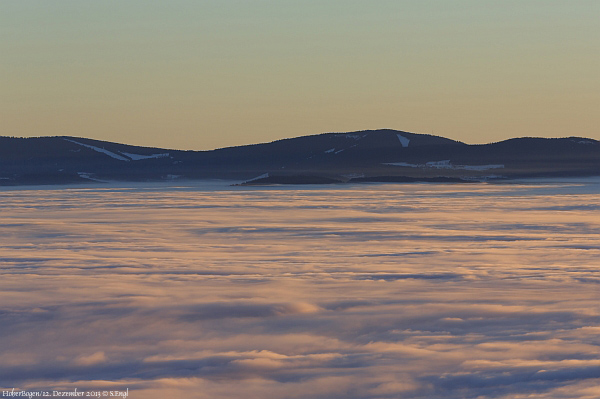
64, 139, 170, 162
396, 134, 410, 147
384, 160, 504, 171
120, 152, 170, 161
64, 139, 130, 161
242, 173, 269, 184
77, 172, 105, 182
427, 160, 505, 171
426, 160, 453, 169
384, 162, 419, 168
459, 164, 505, 171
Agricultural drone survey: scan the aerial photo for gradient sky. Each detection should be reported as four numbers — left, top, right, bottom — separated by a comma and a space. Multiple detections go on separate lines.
2, 1, 598, 150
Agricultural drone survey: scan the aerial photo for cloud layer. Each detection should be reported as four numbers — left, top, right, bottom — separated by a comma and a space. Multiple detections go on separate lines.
0, 180, 599, 398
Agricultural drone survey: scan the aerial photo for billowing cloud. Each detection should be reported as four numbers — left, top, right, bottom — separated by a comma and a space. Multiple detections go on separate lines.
0, 180, 599, 398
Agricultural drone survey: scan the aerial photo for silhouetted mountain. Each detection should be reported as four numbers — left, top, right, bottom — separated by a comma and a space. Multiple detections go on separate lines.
238, 175, 342, 185
1, 129, 599, 185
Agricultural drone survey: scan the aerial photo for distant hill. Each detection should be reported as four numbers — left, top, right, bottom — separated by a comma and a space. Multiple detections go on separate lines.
1, 129, 599, 185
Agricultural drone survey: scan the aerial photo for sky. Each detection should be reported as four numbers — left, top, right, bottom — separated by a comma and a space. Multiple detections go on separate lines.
1, 1, 599, 150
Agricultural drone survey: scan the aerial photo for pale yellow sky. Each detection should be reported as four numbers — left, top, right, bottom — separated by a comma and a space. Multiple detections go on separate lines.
1, 1, 598, 150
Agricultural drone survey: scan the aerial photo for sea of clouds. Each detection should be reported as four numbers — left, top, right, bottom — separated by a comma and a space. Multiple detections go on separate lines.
0, 180, 599, 398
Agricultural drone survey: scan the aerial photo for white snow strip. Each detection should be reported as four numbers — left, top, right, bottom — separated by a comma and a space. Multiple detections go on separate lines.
426, 160, 453, 169
345, 134, 362, 140
334, 149, 345, 154
245, 173, 269, 183
384, 162, 420, 168
325, 148, 336, 153
120, 152, 170, 161
459, 164, 504, 171
384, 160, 504, 171
396, 134, 410, 147
64, 139, 130, 161
77, 172, 105, 182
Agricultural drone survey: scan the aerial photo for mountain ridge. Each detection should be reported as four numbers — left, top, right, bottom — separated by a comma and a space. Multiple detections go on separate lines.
1, 129, 599, 185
